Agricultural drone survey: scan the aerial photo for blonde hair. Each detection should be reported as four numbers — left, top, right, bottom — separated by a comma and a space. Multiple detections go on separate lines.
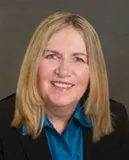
11, 11, 113, 142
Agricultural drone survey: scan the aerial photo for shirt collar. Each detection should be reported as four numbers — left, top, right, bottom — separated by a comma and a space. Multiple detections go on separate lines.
22, 125, 27, 136
73, 102, 93, 128
44, 115, 53, 128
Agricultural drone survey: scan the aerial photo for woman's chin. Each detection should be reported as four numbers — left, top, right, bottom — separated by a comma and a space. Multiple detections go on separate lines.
48, 98, 75, 108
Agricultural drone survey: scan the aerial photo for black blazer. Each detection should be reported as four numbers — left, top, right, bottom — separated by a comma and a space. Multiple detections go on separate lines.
0, 94, 129, 160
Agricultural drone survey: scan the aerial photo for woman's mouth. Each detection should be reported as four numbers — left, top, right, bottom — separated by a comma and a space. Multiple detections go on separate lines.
51, 81, 74, 90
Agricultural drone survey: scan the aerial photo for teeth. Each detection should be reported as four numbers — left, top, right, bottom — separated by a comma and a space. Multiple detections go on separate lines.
52, 82, 72, 88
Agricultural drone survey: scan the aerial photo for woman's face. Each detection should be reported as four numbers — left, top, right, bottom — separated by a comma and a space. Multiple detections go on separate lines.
38, 26, 90, 108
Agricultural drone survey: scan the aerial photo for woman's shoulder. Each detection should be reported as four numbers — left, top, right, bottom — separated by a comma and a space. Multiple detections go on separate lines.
0, 93, 15, 125
110, 99, 129, 131
110, 99, 128, 119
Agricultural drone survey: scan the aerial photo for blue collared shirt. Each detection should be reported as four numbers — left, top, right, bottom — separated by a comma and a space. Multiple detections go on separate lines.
22, 103, 93, 160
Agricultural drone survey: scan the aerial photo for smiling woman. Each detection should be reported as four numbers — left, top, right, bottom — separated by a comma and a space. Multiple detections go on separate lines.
0, 11, 129, 160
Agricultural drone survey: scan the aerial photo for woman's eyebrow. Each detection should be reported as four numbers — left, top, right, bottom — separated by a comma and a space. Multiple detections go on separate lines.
44, 49, 60, 54
72, 52, 87, 57
45, 49, 87, 56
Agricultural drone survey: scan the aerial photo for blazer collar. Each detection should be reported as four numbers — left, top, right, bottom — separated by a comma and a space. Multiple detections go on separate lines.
83, 126, 93, 160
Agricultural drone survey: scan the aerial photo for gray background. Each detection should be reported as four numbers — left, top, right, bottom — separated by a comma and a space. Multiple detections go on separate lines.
0, 0, 129, 113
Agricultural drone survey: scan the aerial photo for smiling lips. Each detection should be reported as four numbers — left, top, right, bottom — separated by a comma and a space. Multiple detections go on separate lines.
51, 81, 74, 90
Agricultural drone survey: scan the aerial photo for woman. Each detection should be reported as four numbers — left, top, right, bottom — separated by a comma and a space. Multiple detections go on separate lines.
0, 11, 129, 160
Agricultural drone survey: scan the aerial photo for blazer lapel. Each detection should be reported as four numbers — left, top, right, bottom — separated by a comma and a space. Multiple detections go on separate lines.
83, 126, 93, 160
17, 128, 52, 160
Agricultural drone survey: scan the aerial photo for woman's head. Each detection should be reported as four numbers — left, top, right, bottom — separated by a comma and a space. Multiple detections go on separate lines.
12, 11, 113, 141
17, 11, 106, 106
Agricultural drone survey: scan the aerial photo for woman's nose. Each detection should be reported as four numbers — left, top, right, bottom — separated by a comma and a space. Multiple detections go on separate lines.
54, 60, 71, 78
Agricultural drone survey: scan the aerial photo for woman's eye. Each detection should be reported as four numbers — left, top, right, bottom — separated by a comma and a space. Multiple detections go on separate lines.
46, 54, 57, 59
75, 57, 85, 63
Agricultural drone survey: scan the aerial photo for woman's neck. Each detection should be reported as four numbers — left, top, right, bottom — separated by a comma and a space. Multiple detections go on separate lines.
44, 103, 77, 134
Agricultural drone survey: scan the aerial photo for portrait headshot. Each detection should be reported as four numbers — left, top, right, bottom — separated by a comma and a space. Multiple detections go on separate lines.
0, 11, 129, 160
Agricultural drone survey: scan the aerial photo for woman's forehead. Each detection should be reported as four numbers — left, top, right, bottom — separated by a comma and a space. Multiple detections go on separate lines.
46, 26, 86, 53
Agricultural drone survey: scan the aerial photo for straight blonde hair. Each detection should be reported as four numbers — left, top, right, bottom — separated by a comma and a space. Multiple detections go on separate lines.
11, 11, 113, 142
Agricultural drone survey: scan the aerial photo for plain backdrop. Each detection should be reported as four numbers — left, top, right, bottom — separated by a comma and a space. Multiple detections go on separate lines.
0, 0, 129, 113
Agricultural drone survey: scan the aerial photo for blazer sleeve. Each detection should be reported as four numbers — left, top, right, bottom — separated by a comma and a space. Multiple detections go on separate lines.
0, 138, 4, 160
120, 104, 129, 159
